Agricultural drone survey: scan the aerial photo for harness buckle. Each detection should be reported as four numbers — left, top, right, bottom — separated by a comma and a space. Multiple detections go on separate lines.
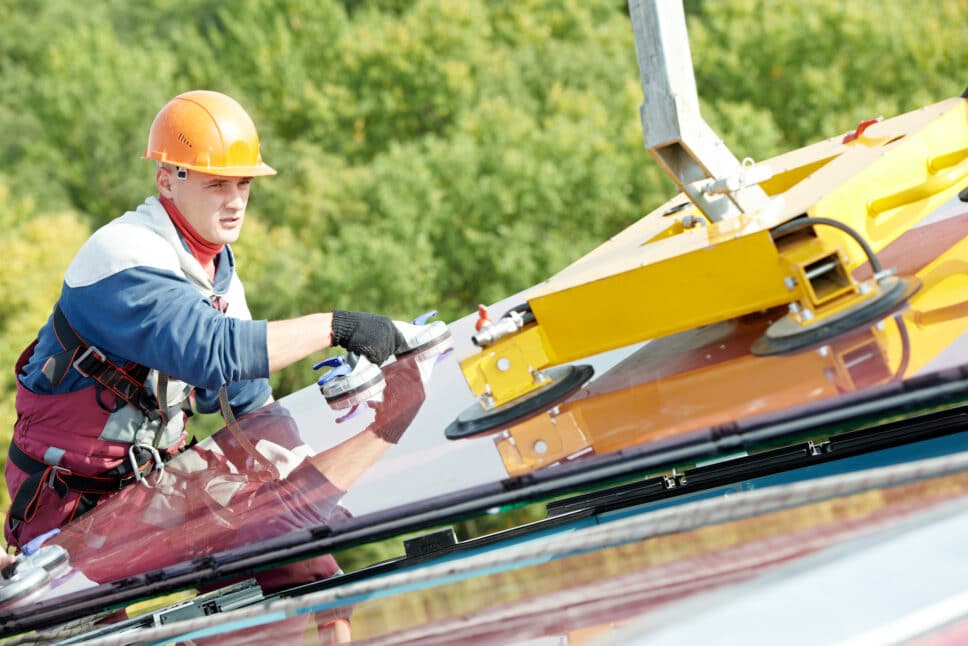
46, 465, 71, 490
73, 345, 107, 378
128, 444, 164, 483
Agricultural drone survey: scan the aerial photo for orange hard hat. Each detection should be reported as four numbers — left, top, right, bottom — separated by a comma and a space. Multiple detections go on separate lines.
143, 90, 276, 177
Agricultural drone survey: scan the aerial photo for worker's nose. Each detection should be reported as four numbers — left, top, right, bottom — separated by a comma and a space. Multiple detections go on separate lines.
225, 185, 247, 210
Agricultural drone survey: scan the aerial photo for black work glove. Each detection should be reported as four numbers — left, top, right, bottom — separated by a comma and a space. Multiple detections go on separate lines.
331, 310, 405, 366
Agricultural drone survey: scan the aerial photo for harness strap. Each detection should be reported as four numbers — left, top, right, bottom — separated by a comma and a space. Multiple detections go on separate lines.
40, 305, 182, 424
218, 386, 279, 479
156, 372, 170, 434
7, 442, 159, 523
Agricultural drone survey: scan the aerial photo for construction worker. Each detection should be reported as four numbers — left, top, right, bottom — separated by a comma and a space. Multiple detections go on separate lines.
4, 90, 406, 567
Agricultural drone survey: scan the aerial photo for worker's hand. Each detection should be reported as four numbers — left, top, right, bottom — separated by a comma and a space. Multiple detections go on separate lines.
331, 310, 405, 366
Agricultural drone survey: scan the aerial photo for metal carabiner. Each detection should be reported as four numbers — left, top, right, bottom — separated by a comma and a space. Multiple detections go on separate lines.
128, 444, 165, 483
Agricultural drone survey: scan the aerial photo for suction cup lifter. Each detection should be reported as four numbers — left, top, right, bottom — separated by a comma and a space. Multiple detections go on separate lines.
445, 364, 593, 440
0, 529, 69, 610
315, 354, 384, 403
315, 311, 451, 404
447, 303, 595, 438
445, 212, 921, 438
395, 310, 451, 355
751, 216, 921, 356
442, 0, 957, 440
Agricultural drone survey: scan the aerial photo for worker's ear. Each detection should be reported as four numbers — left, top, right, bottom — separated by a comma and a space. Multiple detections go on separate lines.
156, 165, 174, 198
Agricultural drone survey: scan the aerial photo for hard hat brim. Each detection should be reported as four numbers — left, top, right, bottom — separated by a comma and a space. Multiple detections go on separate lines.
144, 154, 277, 177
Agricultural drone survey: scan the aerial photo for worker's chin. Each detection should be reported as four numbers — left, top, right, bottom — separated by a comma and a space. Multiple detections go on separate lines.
215, 226, 243, 244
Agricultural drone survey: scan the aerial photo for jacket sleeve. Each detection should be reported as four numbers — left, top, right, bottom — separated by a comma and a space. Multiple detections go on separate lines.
60, 222, 270, 389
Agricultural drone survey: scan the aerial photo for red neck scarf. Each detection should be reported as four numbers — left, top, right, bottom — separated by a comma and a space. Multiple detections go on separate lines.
159, 196, 223, 280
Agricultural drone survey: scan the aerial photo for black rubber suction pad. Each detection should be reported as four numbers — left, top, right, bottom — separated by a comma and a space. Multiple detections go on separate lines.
751, 276, 920, 356
446, 364, 594, 440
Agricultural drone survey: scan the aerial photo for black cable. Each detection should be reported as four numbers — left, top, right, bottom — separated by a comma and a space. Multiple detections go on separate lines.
890, 313, 911, 383
770, 216, 883, 275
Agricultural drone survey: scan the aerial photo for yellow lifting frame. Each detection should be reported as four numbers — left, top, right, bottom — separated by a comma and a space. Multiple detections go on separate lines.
458, 96, 968, 412
811, 99, 968, 269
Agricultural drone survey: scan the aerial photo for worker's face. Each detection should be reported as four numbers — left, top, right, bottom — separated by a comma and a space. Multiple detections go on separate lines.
156, 167, 252, 245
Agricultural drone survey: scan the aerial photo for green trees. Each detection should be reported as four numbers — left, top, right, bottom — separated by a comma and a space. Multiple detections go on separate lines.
688, 0, 967, 150
0, 177, 90, 510
0, 0, 964, 515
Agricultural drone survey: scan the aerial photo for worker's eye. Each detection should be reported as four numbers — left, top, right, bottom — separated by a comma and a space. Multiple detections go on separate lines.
238, 179, 252, 188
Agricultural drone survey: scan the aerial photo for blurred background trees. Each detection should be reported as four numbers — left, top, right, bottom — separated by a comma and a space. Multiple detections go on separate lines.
1, 0, 965, 513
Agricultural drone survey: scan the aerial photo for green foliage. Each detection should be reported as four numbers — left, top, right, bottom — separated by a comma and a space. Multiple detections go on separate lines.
688, 0, 968, 148
0, 0, 964, 542
0, 177, 91, 511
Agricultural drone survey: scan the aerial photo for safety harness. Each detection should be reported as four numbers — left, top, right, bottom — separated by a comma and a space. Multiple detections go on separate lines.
9, 305, 191, 525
